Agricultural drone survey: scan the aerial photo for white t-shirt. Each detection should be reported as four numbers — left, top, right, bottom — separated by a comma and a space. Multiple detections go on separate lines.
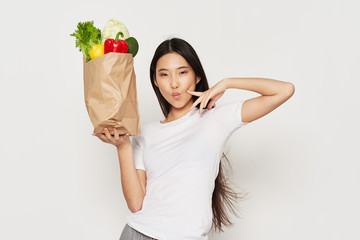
126, 99, 249, 240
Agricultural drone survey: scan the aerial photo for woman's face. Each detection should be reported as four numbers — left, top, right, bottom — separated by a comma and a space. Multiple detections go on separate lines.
154, 52, 200, 110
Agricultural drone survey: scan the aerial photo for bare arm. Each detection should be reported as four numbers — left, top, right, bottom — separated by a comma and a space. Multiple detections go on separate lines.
223, 77, 295, 123
95, 128, 146, 213
117, 145, 146, 213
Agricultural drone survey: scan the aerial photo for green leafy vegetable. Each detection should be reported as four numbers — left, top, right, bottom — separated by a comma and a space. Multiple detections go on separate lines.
70, 21, 102, 62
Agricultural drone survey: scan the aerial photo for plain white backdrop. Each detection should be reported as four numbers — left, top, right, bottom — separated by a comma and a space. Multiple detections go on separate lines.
0, 0, 359, 239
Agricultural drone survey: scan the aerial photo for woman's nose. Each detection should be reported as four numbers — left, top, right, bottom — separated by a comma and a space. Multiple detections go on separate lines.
170, 76, 179, 88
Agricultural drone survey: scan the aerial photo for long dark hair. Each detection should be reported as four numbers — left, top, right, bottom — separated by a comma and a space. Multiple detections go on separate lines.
149, 38, 247, 232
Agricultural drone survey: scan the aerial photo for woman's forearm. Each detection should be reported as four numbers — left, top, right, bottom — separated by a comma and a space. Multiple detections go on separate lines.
223, 77, 294, 96
117, 145, 145, 212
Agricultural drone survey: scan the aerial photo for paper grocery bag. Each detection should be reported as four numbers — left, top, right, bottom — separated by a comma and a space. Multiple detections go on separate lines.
83, 52, 141, 136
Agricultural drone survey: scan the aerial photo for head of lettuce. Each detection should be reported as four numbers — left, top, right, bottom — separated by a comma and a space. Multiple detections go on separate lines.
70, 21, 102, 62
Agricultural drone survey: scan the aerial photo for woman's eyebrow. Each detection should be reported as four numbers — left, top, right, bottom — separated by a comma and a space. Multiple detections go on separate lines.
158, 66, 189, 72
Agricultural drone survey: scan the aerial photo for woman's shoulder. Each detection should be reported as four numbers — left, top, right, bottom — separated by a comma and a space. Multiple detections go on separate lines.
134, 121, 158, 137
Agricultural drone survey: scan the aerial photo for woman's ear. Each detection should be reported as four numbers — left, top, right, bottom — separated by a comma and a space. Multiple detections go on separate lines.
154, 75, 158, 87
196, 76, 201, 85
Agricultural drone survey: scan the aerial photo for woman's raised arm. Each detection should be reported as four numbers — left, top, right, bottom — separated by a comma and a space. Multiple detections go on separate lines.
223, 77, 295, 123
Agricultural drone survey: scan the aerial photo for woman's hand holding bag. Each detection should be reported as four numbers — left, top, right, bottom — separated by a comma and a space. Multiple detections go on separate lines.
96, 128, 131, 151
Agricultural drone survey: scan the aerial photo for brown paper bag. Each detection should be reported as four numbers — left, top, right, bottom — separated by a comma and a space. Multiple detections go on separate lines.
83, 52, 141, 136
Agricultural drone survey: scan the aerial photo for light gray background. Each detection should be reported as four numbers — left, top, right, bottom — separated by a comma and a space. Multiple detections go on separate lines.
0, 0, 359, 239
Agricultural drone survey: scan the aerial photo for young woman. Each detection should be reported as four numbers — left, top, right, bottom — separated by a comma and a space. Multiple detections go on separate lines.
96, 38, 295, 240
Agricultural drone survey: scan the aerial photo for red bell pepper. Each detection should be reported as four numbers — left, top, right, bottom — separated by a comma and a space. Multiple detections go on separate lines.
104, 32, 129, 54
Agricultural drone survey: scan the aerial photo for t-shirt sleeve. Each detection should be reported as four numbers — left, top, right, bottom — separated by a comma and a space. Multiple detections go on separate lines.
211, 99, 249, 135
131, 135, 146, 171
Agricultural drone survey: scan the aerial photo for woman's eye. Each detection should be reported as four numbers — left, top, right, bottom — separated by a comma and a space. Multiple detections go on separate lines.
180, 71, 187, 75
160, 73, 167, 77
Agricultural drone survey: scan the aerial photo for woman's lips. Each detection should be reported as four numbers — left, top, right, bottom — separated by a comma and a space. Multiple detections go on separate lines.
172, 93, 180, 100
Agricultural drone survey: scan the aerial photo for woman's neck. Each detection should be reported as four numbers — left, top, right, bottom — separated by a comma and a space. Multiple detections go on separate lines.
162, 101, 194, 123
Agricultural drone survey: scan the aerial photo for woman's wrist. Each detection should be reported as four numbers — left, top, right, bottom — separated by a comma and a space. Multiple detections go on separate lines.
117, 143, 132, 152
221, 78, 229, 90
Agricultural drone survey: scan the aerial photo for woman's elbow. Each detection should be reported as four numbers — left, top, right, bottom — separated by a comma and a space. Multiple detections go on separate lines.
286, 82, 295, 96
128, 199, 143, 213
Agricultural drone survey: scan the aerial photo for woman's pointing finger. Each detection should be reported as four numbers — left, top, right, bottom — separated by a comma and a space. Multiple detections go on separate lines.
186, 89, 202, 96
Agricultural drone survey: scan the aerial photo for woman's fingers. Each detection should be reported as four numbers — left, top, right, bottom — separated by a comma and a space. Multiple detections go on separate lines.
203, 98, 211, 112
208, 98, 216, 109
113, 128, 119, 140
96, 128, 131, 149
186, 89, 202, 96
104, 128, 112, 139
189, 95, 203, 111
200, 92, 211, 114
199, 97, 205, 114
96, 133, 108, 142
104, 128, 127, 140
188, 89, 211, 113
190, 94, 210, 114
